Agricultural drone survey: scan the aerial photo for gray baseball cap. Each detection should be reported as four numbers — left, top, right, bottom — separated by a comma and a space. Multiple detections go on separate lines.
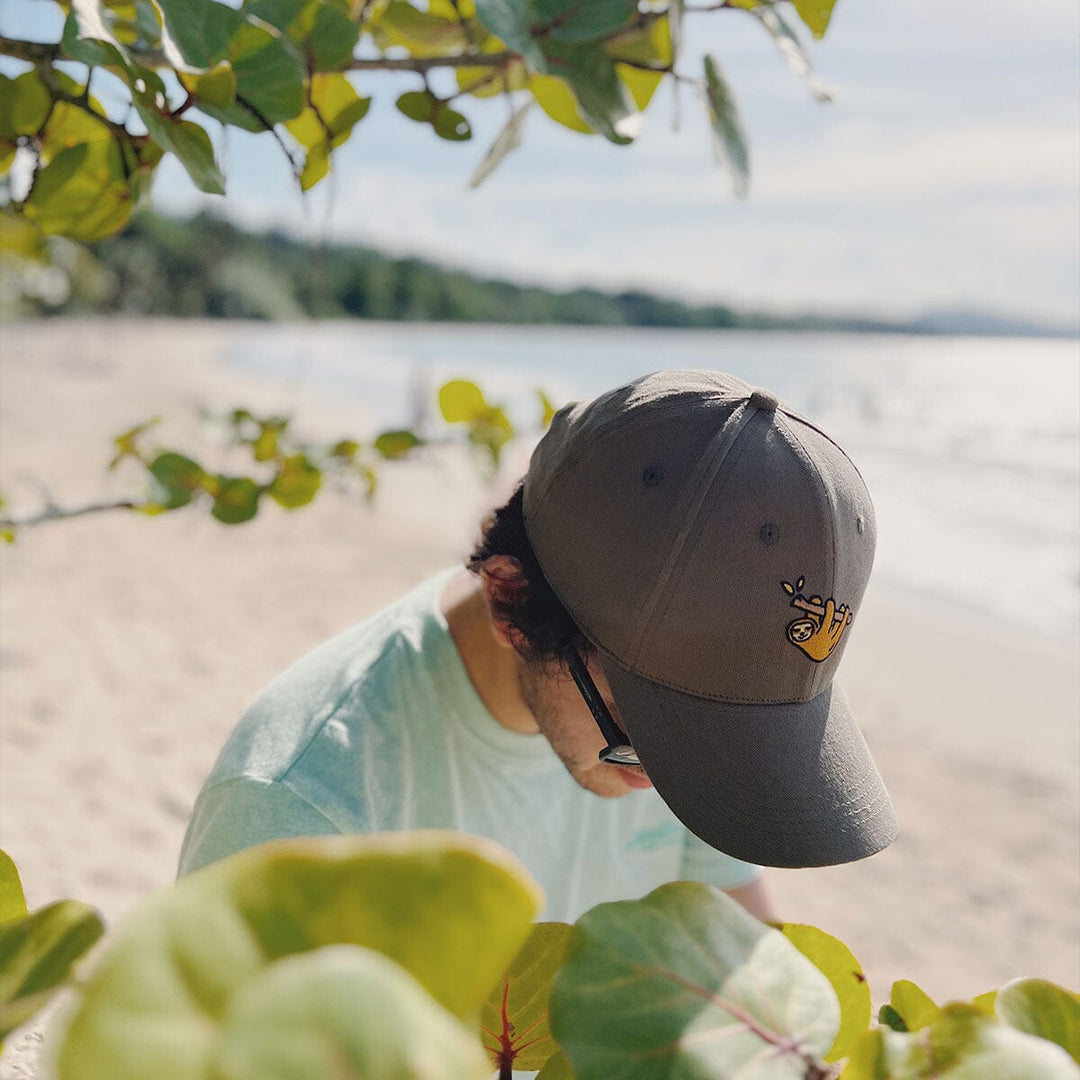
522, 370, 898, 868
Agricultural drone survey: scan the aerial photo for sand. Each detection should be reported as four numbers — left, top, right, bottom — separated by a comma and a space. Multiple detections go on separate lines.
1, 319, 1077, 1075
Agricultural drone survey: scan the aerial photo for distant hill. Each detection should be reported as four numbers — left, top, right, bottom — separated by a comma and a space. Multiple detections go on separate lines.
43, 211, 1075, 338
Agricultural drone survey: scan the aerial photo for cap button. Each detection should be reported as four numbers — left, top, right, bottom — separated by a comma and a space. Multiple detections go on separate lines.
748, 388, 778, 412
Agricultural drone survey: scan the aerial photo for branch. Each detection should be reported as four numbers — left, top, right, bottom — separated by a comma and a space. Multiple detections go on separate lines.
0, 498, 140, 530
346, 51, 515, 72
0, 36, 62, 64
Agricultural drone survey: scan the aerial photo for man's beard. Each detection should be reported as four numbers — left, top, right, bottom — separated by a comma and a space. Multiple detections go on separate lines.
514, 658, 636, 799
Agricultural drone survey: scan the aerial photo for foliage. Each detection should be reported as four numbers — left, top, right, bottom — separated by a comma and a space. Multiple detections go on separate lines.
2, 838, 1077, 1080
0, 376, 540, 539
1, 0, 837, 249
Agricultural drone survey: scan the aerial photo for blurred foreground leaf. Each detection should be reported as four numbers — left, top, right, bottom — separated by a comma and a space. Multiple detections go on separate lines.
0, 851, 27, 925
55, 832, 542, 1079
995, 978, 1080, 1064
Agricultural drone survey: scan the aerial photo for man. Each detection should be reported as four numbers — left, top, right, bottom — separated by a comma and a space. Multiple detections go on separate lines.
179, 371, 898, 923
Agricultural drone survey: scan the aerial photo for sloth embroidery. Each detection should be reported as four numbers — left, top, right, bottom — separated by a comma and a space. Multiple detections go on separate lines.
780, 576, 852, 663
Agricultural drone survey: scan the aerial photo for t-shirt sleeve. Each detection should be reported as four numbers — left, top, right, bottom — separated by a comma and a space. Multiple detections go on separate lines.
177, 776, 341, 877
679, 828, 761, 891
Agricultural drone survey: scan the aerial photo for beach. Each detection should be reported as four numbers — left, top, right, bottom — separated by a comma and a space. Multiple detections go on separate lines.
1, 319, 1077, 1075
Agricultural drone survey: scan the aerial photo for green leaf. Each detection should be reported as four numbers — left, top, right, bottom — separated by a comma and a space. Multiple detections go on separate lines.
474, 0, 544, 65
0, 72, 52, 140
753, 6, 832, 102
879, 1003, 909, 1032
62, 0, 132, 72
550, 881, 839, 1080
534, 0, 637, 44
210, 476, 261, 523
134, 107, 225, 194
248, 0, 360, 71
470, 101, 530, 187
537, 388, 558, 428
845, 1003, 1078, 1080
781, 922, 870, 1062
252, 425, 279, 462
0, 214, 47, 261
371, 0, 471, 58
284, 73, 369, 186
209, 946, 490, 1080
973, 990, 999, 1013
149, 451, 206, 510
456, 52, 528, 99
178, 61, 237, 109
0, 529, 15, 545
396, 90, 437, 123
329, 439, 359, 461
790, 0, 837, 40
482, 922, 572, 1072
109, 416, 160, 469
54, 832, 542, 1079
433, 105, 472, 141
267, 454, 322, 509
543, 41, 639, 144
439, 378, 488, 423
0, 852, 28, 926
703, 54, 749, 198
153, 0, 236, 67
373, 430, 422, 459
890, 978, 940, 1032
0, 901, 105, 1041
530, 74, 593, 134
536, 1050, 576, 1080
995, 978, 1080, 1064
608, 15, 672, 110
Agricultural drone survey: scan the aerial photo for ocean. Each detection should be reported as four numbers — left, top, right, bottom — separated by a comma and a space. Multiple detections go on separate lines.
222, 322, 1080, 646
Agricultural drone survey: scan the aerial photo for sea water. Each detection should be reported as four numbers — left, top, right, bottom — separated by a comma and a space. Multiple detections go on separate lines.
224, 323, 1080, 646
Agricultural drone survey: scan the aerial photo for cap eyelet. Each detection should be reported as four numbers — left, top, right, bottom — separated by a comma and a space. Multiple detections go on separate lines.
641, 466, 664, 488
759, 522, 780, 546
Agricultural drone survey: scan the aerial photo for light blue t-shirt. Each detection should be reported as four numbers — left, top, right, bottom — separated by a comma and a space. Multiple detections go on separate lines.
178, 571, 759, 920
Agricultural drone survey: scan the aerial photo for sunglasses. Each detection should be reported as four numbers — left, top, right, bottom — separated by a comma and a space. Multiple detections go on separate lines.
560, 646, 642, 767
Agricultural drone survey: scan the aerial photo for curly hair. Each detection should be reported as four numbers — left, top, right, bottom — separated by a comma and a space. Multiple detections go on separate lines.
467, 484, 592, 668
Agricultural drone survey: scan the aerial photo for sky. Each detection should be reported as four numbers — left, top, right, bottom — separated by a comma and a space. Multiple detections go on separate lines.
5, 0, 1080, 327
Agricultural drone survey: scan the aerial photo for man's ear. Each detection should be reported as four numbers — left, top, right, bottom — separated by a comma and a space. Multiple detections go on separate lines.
479, 555, 529, 651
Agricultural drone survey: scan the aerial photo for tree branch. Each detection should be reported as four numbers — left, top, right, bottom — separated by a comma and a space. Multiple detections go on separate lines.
0, 36, 62, 64
0, 498, 140, 530
346, 51, 515, 73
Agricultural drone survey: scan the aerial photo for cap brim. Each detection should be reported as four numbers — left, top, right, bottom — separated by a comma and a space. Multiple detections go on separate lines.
598, 652, 898, 868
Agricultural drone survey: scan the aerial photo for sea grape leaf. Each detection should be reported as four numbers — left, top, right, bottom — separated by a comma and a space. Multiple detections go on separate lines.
247, 0, 360, 71
61, 2, 131, 73
0, 851, 27, 926
149, 451, 206, 509
397, 90, 437, 123
879, 1003, 909, 1032
470, 101, 531, 187
210, 476, 261, 523
550, 881, 839, 1080
178, 61, 237, 109
0, 901, 105, 1041
286, 73, 370, 189
703, 54, 749, 198
474, 0, 546, 68
433, 105, 472, 141
533, 0, 637, 45
781, 922, 870, 1062
753, 5, 832, 102
530, 74, 593, 134
54, 833, 541, 1080
482, 922, 572, 1071
370, 0, 471, 58
134, 106, 225, 194
0, 72, 53, 140
373, 430, 422, 459
608, 14, 672, 110
535, 1050, 576, 1079
844, 1003, 1078, 1080
995, 978, 1080, 1063
267, 454, 322, 508
790, 0, 837, 40
153, 0, 236, 67
439, 379, 488, 423
890, 978, 940, 1032
209, 946, 490, 1080
543, 40, 640, 143
456, 48, 528, 99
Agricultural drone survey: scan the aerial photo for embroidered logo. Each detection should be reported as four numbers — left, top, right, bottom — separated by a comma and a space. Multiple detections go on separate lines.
780, 576, 852, 663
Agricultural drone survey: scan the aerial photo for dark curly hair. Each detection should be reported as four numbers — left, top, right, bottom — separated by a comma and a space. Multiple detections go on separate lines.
467, 484, 593, 669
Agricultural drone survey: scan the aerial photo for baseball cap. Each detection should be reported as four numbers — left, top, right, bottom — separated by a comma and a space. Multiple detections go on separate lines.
522, 370, 898, 868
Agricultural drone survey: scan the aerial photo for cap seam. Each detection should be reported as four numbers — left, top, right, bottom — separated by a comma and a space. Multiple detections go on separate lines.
779, 406, 875, 497
526, 392, 744, 512
775, 416, 839, 596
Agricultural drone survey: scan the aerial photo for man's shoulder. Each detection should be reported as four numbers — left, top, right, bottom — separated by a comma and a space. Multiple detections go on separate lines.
207, 569, 460, 784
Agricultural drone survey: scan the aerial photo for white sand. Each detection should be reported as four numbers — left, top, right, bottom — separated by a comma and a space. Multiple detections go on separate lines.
2, 320, 1077, 1074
